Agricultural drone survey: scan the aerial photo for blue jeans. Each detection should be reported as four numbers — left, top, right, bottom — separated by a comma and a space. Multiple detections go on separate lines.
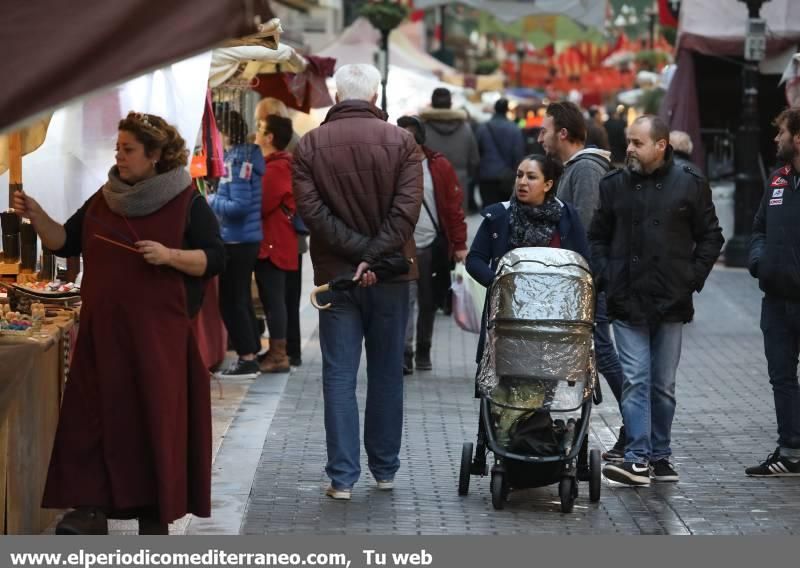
594, 293, 625, 408
613, 320, 684, 464
318, 282, 409, 489
760, 297, 800, 451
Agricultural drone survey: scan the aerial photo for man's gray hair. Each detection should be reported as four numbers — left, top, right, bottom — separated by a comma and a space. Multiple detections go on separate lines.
334, 64, 381, 102
670, 130, 693, 154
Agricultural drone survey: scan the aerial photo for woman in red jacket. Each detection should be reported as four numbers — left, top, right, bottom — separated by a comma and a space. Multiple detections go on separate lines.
255, 115, 298, 372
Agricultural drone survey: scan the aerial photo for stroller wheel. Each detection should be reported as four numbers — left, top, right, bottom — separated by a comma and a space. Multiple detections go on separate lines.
589, 449, 601, 502
490, 470, 505, 510
559, 477, 576, 514
459, 443, 473, 496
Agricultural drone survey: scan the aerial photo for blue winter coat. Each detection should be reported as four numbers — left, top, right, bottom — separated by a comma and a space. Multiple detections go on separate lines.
465, 199, 591, 363
209, 143, 265, 244
475, 115, 525, 181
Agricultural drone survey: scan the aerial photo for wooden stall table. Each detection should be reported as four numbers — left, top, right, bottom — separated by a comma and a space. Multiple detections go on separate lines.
0, 316, 74, 534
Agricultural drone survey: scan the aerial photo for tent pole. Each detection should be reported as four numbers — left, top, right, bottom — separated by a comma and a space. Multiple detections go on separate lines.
8, 131, 22, 209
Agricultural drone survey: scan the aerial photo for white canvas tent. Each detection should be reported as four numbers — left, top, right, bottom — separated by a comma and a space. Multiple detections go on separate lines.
318, 18, 457, 76
0, 53, 212, 224
412, 0, 604, 27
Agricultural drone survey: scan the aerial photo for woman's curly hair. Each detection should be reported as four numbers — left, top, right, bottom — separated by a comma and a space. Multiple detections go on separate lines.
118, 111, 189, 173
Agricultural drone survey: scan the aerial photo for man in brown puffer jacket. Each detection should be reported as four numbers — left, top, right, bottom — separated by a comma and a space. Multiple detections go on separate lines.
293, 63, 424, 500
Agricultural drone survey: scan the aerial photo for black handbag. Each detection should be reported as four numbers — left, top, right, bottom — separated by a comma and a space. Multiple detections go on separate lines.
280, 204, 310, 236
420, 198, 451, 308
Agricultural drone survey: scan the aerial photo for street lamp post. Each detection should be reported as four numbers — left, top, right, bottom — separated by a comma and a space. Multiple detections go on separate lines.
725, 0, 769, 267
376, 29, 390, 112
361, 1, 409, 113
646, 8, 656, 50
516, 41, 526, 87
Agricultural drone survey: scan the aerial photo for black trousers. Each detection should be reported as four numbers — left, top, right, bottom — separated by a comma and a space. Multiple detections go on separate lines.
219, 243, 260, 356
254, 258, 289, 340
405, 245, 436, 352
761, 296, 800, 450
285, 255, 302, 359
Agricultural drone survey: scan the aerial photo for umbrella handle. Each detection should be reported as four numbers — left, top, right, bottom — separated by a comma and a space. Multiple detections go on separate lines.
310, 283, 332, 310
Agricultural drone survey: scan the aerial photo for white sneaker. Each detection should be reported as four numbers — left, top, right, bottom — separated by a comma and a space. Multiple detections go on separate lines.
376, 479, 394, 491
325, 486, 351, 500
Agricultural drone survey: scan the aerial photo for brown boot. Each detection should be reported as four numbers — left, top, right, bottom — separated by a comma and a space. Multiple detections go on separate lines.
55, 508, 108, 535
259, 339, 290, 373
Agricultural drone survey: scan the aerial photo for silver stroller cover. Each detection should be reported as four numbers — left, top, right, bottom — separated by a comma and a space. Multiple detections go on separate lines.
477, 248, 596, 414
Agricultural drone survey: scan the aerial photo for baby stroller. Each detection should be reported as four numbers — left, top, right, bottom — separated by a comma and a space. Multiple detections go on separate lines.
458, 248, 601, 512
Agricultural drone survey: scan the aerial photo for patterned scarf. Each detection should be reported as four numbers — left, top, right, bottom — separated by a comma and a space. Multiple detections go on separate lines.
102, 166, 191, 217
508, 195, 562, 249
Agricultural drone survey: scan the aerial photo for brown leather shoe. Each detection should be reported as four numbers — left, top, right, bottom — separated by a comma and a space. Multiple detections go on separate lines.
259, 339, 290, 373
55, 508, 108, 535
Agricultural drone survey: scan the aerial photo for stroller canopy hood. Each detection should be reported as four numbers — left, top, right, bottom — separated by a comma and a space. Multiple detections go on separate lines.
493, 247, 594, 325
478, 246, 597, 412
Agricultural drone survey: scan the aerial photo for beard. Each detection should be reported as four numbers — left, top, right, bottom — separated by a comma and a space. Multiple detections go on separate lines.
626, 154, 644, 173
776, 142, 797, 164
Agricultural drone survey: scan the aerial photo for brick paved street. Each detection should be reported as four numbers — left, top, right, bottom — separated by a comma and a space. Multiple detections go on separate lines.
229, 265, 800, 535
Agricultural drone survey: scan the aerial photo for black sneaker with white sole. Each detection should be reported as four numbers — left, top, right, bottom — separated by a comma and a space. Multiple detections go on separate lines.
217, 358, 260, 379
649, 459, 679, 482
602, 461, 651, 486
745, 447, 800, 477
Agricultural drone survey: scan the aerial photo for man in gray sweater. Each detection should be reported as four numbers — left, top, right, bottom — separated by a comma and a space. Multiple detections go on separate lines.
539, 101, 628, 461
420, 88, 480, 212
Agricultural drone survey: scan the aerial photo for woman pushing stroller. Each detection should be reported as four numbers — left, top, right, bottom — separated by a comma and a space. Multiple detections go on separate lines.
461, 154, 599, 511
466, 153, 589, 298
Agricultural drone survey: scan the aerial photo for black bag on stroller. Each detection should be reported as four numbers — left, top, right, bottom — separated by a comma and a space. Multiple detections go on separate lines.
505, 410, 564, 489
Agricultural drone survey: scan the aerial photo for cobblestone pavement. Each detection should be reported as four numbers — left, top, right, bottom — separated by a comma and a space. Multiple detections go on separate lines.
237, 266, 800, 535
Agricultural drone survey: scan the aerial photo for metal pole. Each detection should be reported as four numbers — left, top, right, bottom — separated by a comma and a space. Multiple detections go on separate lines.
725, 62, 762, 266
381, 29, 389, 113
725, 0, 767, 267
8, 131, 22, 209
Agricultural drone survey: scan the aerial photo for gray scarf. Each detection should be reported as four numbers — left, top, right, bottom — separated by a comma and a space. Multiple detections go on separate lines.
102, 166, 191, 217
508, 195, 562, 249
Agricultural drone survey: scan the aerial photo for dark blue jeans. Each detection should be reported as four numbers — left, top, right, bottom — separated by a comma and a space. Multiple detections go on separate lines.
760, 296, 800, 451
318, 282, 410, 490
594, 293, 625, 408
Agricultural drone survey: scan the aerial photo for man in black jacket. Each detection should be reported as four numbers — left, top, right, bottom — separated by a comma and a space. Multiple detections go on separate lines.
589, 115, 724, 486
746, 107, 800, 477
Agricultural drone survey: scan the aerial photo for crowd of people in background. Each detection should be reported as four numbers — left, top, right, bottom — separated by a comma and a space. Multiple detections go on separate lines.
12, 60, 797, 533
202, 64, 799, 497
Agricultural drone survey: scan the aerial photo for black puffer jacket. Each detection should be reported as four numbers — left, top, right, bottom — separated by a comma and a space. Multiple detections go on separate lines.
588, 153, 724, 324
749, 163, 800, 301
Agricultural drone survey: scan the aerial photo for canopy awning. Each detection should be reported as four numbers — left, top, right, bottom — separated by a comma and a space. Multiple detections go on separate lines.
1, 0, 277, 133
209, 43, 307, 88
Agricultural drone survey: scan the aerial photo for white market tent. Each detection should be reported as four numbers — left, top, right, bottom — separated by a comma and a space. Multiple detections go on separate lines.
412, 0, 604, 27
0, 53, 213, 224
0, 31, 302, 224
319, 18, 457, 76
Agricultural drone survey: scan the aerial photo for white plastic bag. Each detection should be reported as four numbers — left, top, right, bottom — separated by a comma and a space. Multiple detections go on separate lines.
451, 263, 485, 334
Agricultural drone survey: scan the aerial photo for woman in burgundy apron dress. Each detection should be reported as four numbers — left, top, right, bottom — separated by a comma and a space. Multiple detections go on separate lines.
12, 112, 225, 535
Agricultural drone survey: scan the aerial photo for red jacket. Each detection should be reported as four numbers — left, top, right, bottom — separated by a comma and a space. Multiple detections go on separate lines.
423, 146, 468, 257
259, 151, 299, 270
